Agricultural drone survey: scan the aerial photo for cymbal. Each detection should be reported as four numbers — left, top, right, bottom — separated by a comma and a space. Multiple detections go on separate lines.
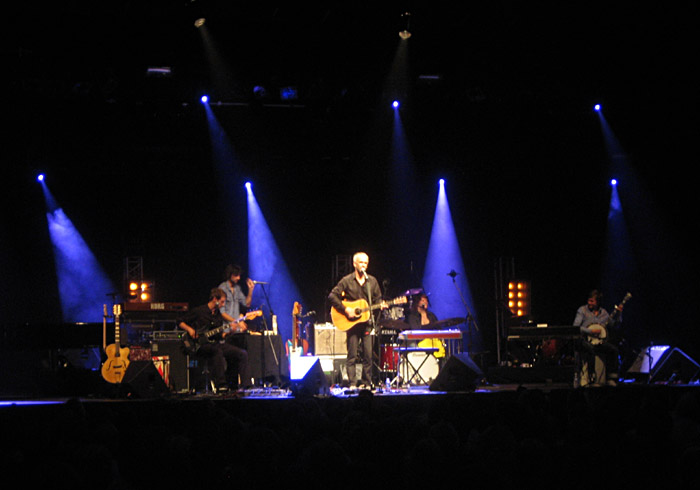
403, 288, 424, 296
427, 317, 465, 329
379, 319, 409, 330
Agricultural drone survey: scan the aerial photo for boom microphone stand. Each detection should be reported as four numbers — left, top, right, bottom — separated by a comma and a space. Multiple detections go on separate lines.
447, 270, 480, 355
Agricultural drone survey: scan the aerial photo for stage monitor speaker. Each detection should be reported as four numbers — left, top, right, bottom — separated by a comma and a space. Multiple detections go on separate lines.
290, 356, 329, 395
649, 347, 700, 384
626, 345, 671, 374
430, 353, 483, 392
122, 361, 170, 398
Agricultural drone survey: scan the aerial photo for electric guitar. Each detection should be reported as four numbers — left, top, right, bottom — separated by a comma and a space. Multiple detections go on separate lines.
287, 301, 307, 359
585, 292, 632, 345
181, 310, 262, 355
101, 304, 130, 384
330, 296, 408, 331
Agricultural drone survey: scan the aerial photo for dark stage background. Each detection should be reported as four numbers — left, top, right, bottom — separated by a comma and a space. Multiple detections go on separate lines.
3, 2, 699, 363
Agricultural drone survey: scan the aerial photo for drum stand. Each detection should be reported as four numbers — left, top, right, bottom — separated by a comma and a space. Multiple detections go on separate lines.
398, 347, 439, 385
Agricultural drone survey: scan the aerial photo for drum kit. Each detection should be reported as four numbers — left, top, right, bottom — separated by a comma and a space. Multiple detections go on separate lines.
377, 288, 465, 386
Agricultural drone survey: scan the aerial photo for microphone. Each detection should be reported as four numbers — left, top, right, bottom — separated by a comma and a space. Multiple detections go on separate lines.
251, 280, 269, 285
447, 270, 458, 279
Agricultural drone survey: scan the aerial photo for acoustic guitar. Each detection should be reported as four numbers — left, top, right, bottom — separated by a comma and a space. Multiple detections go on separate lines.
101, 304, 130, 384
330, 296, 408, 331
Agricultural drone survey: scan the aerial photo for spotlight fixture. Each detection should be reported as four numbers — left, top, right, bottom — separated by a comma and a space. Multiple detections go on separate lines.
280, 86, 299, 101
594, 104, 601, 112
439, 178, 445, 186
611, 179, 618, 186
194, 18, 206, 28
128, 281, 153, 302
245, 182, 252, 191
507, 280, 531, 317
392, 100, 400, 109
399, 12, 412, 39
200, 95, 209, 104
37, 174, 45, 182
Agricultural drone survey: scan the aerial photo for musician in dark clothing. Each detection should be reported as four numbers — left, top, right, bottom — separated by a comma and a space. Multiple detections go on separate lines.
405, 293, 438, 329
328, 252, 385, 387
178, 288, 250, 392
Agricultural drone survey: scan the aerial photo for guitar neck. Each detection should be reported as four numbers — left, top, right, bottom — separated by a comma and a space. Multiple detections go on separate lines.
362, 297, 404, 313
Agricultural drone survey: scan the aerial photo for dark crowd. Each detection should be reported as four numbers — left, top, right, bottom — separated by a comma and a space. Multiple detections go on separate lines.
2, 385, 700, 490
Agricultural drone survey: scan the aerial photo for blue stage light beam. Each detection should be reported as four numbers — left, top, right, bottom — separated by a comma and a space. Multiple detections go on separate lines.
422, 180, 481, 353
246, 184, 304, 343
603, 178, 636, 310
203, 97, 245, 253
40, 181, 116, 323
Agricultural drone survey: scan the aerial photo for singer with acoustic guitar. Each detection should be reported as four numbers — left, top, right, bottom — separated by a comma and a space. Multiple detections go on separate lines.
328, 252, 387, 388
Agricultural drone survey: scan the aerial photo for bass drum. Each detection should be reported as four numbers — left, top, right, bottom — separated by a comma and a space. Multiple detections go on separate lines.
380, 344, 400, 371
398, 351, 440, 385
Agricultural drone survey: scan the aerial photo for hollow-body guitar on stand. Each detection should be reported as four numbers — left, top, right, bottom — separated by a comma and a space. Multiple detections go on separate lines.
330, 296, 408, 331
102, 304, 130, 384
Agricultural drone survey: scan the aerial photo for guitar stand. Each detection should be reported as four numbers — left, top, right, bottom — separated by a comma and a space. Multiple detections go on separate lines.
397, 347, 440, 385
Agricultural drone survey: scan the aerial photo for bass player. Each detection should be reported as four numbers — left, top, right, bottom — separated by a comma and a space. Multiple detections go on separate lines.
178, 288, 250, 392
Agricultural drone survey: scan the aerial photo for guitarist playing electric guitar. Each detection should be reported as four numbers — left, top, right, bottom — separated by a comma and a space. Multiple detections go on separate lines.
328, 252, 388, 387
177, 287, 251, 392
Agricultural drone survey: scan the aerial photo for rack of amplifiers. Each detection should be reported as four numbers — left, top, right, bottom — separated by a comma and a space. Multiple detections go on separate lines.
122, 302, 291, 393
118, 302, 189, 393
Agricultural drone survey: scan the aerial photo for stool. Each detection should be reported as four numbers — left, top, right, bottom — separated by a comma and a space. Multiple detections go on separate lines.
575, 351, 607, 387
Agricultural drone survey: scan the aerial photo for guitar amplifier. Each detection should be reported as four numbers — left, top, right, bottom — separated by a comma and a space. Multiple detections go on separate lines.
314, 323, 347, 355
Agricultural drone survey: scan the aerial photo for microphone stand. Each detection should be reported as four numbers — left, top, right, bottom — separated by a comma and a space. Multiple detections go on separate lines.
365, 272, 378, 387
447, 270, 479, 357
257, 283, 281, 388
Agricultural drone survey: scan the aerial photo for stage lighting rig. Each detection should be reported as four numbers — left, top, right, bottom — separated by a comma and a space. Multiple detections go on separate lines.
507, 280, 531, 317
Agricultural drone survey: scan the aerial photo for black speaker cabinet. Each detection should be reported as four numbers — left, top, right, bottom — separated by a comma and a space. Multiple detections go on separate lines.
649, 347, 700, 384
122, 361, 170, 398
430, 353, 483, 392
